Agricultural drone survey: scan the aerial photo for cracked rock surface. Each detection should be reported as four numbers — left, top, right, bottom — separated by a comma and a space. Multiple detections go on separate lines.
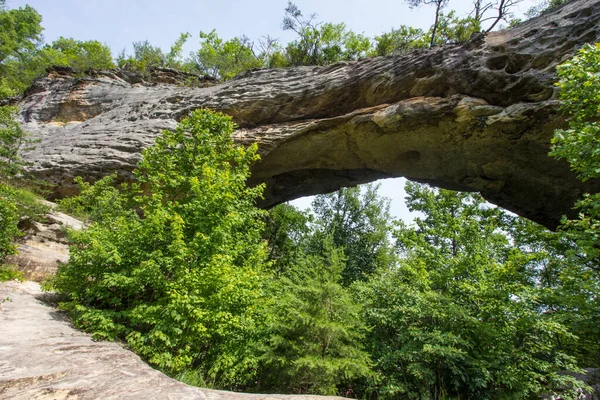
18, 0, 600, 228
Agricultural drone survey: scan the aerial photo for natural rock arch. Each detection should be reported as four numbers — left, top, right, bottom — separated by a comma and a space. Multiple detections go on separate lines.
18, 0, 600, 228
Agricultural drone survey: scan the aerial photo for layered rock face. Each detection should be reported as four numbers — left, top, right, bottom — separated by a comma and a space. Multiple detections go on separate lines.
18, 0, 600, 228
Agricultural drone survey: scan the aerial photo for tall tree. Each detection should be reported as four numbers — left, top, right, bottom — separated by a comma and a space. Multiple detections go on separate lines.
263, 203, 312, 274
406, 0, 449, 47
356, 182, 588, 399
282, 2, 372, 66
260, 238, 371, 395
189, 30, 262, 80
0, 2, 43, 95
311, 183, 395, 285
546, 43, 600, 367
0, 3, 42, 65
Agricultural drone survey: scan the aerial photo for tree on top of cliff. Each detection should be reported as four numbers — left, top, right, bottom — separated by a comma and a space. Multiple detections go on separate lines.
406, 0, 449, 47
282, 2, 372, 66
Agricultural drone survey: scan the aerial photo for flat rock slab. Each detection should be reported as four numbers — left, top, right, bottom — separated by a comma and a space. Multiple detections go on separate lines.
0, 281, 342, 400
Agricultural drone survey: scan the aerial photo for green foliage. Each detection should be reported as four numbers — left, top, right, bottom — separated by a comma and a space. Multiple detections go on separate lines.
432, 11, 481, 45
0, 3, 43, 65
311, 184, 395, 285
117, 40, 165, 72
165, 32, 191, 69
372, 26, 428, 56
0, 264, 24, 282
406, 0, 449, 47
0, 184, 20, 264
0, 3, 42, 96
43, 37, 115, 71
189, 30, 262, 80
0, 4, 116, 94
0, 181, 49, 221
547, 43, 600, 369
283, 2, 372, 66
551, 43, 600, 182
49, 109, 270, 387
58, 175, 127, 223
116, 34, 192, 73
263, 203, 312, 274
549, 43, 600, 269
509, 217, 600, 367
356, 182, 589, 399
260, 237, 371, 395
0, 181, 46, 268
0, 105, 38, 176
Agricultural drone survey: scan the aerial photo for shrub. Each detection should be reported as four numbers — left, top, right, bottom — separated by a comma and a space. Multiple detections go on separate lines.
49, 109, 270, 387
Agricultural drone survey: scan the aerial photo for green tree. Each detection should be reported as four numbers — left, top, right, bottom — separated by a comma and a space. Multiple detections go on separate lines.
43, 37, 115, 71
116, 40, 165, 72
0, 3, 42, 65
406, 0, 449, 47
263, 203, 312, 274
116, 34, 193, 73
165, 32, 191, 69
0, 2, 43, 95
372, 26, 428, 56
260, 238, 371, 395
0, 105, 38, 176
0, 183, 20, 264
282, 2, 372, 66
550, 43, 600, 183
188, 30, 262, 80
357, 182, 588, 399
311, 184, 395, 285
508, 217, 600, 367
549, 43, 600, 261
547, 43, 600, 368
49, 109, 270, 388
432, 11, 481, 45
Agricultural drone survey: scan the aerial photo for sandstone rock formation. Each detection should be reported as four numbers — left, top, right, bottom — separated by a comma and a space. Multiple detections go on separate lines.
18, 0, 600, 228
5, 201, 84, 281
0, 280, 342, 400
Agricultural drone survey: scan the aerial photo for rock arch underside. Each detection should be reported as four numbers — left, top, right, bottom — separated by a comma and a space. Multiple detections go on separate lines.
17, 0, 600, 228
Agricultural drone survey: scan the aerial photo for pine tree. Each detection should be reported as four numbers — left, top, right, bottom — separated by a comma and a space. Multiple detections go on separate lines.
260, 238, 371, 395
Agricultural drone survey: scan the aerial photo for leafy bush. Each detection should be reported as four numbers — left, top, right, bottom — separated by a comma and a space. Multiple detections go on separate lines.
0, 105, 39, 176
0, 185, 19, 264
49, 109, 270, 387
0, 264, 24, 282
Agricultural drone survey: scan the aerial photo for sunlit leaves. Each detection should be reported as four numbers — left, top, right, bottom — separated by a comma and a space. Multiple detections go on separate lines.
50, 109, 269, 387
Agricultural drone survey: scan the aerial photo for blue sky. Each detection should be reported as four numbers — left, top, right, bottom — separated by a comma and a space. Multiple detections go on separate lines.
7, 0, 536, 53
7, 0, 537, 221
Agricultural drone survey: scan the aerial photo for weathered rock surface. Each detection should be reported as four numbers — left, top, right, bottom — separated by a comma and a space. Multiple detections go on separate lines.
18, 0, 600, 228
5, 202, 84, 281
0, 281, 343, 400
